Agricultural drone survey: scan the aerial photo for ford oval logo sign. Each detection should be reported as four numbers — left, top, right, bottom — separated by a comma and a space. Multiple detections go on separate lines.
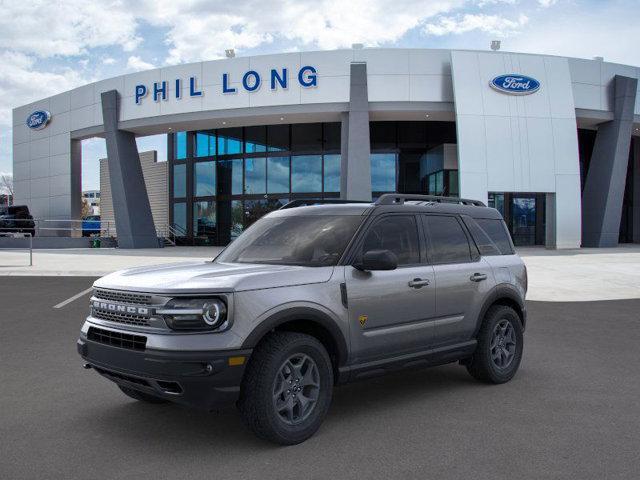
490, 74, 540, 95
26, 110, 51, 130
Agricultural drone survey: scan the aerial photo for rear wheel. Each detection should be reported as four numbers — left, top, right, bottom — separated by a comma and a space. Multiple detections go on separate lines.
466, 305, 523, 384
118, 385, 168, 404
238, 331, 333, 445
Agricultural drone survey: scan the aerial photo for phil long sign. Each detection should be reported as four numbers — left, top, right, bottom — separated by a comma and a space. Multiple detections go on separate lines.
490, 74, 540, 95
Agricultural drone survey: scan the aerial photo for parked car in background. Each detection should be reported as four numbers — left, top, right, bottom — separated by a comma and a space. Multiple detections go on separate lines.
0, 205, 35, 236
82, 215, 101, 237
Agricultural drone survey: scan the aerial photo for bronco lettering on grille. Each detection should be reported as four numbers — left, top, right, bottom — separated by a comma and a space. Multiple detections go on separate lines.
92, 300, 150, 316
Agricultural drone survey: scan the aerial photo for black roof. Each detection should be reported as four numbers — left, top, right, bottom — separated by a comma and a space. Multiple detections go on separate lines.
275, 194, 503, 220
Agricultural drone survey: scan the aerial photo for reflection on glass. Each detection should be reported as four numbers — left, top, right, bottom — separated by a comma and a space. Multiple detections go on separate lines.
448, 170, 459, 196
218, 159, 243, 195
195, 131, 215, 157
323, 154, 340, 193
245, 126, 267, 153
231, 200, 244, 240
323, 123, 341, 151
511, 197, 536, 246
371, 153, 396, 192
218, 128, 243, 155
173, 202, 187, 235
174, 131, 187, 160
267, 156, 289, 193
291, 155, 322, 193
488, 193, 505, 217
194, 161, 215, 197
244, 199, 268, 228
245, 158, 266, 194
267, 124, 289, 152
173, 163, 186, 197
193, 201, 216, 239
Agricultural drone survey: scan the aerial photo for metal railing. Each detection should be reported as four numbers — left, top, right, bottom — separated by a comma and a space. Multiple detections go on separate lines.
0, 218, 115, 237
156, 223, 189, 246
0, 232, 33, 266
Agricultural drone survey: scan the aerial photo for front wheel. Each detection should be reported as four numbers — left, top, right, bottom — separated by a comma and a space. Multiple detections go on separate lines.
466, 305, 524, 384
238, 332, 334, 445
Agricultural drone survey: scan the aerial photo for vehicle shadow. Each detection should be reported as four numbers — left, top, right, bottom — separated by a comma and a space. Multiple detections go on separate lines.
79, 363, 484, 450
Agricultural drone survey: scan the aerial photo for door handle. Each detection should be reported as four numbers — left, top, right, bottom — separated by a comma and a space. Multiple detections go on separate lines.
408, 278, 430, 288
470, 273, 488, 282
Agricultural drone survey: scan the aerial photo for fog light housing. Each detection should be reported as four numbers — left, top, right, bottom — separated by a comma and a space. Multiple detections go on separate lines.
159, 298, 228, 331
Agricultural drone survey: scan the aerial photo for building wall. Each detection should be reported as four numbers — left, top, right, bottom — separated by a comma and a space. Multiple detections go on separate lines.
99, 150, 168, 237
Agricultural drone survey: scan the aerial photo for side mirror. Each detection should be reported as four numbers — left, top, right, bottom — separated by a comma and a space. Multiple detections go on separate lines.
355, 249, 398, 271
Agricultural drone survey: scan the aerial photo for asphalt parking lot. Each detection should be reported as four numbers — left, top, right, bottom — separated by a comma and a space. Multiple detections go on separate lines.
1, 277, 639, 480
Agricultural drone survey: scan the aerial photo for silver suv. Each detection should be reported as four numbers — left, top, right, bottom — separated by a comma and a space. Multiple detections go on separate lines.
77, 194, 527, 444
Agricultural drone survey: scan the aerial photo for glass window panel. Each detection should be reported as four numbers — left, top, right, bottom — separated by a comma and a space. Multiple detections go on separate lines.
245, 126, 267, 153
245, 157, 266, 194
448, 170, 459, 196
231, 200, 244, 240
267, 124, 289, 152
323, 154, 340, 193
193, 201, 216, 239
323, 123, 341, 151
267, 156, 290, 193
195, 131, 215, 157
370, 153, 396, 192
218, 159, 243, 195
174, 131, 187, 160
244, 199, 270, 229
398, 121, 427, 148
361, 215, 420, 266
217, 127, 243, 155
423, 215, 471, 264
173, 163, 186, 198
291, 123, 322, 151
194, 161, 216, 197
370, 122, 397, 150
173, 202, 187, 235
291, 155, 322, 193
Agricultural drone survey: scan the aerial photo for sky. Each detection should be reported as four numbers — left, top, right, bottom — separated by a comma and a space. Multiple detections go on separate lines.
0, 0, 639, 192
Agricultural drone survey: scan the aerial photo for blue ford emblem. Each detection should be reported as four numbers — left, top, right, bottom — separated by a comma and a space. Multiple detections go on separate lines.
490, 74, 540, 95
26, 110, 51, 130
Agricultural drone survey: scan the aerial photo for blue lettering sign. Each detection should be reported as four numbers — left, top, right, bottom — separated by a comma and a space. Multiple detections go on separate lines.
189, 76, 202, 97
153, 81, 167, 101
242, 70, 261, 92
298, 66, 317, 87
222, 73, 236, 93
271, 68, 287, 90
135, 85, 147, 104
490, 74, 540, 95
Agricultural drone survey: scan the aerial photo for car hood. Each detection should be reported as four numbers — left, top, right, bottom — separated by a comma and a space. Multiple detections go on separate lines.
93, 261, 335, 294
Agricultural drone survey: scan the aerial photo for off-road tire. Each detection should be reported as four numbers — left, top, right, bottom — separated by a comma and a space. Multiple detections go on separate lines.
118, 385, 169, 404
466, 305, 524, 384
238, 331, 334, 445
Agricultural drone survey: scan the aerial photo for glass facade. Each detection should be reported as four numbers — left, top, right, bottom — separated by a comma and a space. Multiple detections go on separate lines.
169, 123, 341, 245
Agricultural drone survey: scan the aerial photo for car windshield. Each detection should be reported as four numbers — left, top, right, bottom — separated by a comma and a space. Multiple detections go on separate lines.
216, 215, 363, 267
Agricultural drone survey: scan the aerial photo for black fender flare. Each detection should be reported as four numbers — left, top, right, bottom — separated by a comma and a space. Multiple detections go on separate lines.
241, 306, 349, 366
474, 284, 527, 336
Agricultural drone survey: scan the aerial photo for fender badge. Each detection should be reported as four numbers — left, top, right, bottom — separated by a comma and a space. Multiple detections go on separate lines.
358, 315, 368, 327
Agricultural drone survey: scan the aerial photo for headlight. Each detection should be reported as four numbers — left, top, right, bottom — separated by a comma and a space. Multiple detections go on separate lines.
158, 298, 228, 331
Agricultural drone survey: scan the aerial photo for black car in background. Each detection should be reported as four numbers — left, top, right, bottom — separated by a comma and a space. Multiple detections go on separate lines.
0, 205, 36, 236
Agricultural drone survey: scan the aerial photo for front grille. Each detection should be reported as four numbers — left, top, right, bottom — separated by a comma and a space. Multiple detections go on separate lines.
94, 289, 152, 305
87, 326, 147, 351
92, 309, 151, 327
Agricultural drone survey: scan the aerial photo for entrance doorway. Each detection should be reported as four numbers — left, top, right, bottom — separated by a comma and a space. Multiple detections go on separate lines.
489, 192, 546, 246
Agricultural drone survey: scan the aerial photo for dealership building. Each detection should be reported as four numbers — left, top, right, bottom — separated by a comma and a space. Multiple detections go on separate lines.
11, 48, 640, 248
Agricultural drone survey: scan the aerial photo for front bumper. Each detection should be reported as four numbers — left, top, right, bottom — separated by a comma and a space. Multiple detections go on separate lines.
77, 337, 251, 410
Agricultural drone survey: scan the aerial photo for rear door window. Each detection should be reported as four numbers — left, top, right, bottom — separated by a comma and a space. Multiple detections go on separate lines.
423, 215, 472, 264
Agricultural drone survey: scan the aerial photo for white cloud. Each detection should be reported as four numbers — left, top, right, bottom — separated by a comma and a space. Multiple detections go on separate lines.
0, 0, 141, 57
126, 55, 156, 72
424, 13, 529, 36
538, 0, 557, 7
102, 57, 116, 65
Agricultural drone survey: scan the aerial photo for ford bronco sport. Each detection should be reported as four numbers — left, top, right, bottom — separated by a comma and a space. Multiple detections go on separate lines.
77, 194, 527, 444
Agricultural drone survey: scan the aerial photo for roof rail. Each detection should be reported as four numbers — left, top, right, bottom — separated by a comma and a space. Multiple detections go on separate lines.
374, 194, 486, 207
279, 199, 371, 210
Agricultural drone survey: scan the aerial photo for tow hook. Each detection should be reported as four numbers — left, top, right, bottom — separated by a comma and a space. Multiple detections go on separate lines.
82, 363, 92, 370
